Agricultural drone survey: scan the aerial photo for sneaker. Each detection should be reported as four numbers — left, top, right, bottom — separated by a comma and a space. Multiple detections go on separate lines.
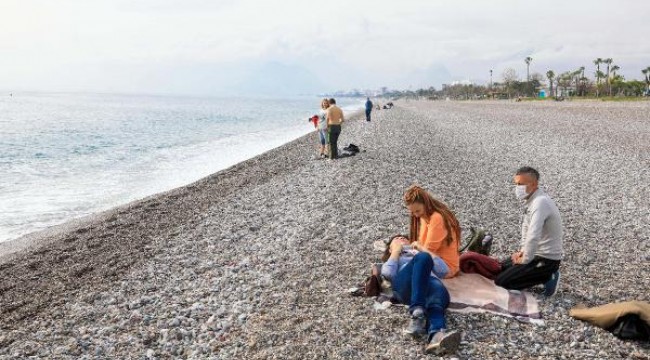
425, 330, 461, 355
403, 308, 426, 337
543, 270, 561, 297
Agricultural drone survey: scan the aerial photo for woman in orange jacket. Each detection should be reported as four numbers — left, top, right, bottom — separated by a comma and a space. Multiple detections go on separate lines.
404, 185, 461, 278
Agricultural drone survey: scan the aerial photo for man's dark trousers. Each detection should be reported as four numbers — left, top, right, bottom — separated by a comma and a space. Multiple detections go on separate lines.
328, 125, 341, 159
495, 256, 560, 290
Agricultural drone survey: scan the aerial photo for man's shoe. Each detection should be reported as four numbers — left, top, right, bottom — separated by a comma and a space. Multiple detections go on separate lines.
425, 330, 461, 355
403, 308, 426, 337
543, 270, 561, 297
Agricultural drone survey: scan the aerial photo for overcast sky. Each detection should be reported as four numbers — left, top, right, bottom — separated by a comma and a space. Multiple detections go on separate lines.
1, 0, 648, 95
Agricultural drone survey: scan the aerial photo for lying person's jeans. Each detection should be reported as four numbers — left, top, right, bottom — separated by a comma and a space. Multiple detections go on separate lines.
431, 256, 450, 279
392, 252, 450, 334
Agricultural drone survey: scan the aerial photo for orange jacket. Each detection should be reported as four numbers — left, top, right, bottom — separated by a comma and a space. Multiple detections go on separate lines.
417, 212, 460, 277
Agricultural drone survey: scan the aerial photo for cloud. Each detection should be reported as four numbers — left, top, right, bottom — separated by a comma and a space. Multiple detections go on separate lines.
0, 0, 648, 94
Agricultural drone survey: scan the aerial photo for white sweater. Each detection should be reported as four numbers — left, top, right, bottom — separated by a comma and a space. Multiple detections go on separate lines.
521, 188, 563, 263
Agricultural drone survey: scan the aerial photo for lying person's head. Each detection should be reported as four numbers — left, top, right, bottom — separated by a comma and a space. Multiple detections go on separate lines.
381, 234, 410, 262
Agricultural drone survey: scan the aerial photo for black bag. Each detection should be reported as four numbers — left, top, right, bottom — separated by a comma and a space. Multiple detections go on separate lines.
343, 143, 360, 154
607, 314, 650, 341
459, 227, 493, 256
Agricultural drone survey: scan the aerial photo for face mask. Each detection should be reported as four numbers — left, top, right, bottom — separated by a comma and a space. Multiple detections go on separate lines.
515, 185, 529, 200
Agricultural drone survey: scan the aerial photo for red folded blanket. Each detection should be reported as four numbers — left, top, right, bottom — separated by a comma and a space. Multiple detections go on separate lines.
459, 251, 502, 280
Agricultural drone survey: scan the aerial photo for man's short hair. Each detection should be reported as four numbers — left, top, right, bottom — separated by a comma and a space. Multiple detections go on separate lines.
516, 166, 540, 181
328, 98, 336, 104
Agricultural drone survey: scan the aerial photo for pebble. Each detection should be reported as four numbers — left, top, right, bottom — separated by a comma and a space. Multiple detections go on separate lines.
0, 101, 648, 359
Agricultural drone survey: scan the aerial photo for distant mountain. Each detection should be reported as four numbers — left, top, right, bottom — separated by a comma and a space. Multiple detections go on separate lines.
235, 61, 326, 96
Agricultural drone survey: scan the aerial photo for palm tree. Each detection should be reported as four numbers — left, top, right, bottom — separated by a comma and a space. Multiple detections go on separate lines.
578, 66, 586, 96
546, 70, 555, 97
525, 57, 533, 82
594, 58, 603, 97
643, 67, 650, 94
595, 69, 606, 95
610, 64, 621, 96
572, 69, 582, 96
604, 58, 613, 96
558, 72, 573, 97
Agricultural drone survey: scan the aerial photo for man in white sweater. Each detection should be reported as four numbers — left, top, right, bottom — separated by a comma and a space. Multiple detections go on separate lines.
494, 167, 563, 296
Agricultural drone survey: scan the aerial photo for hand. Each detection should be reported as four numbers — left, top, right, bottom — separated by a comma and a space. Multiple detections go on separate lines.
411, 242, 422, 251
511, 251, 524, 264
389, 240, 403, 255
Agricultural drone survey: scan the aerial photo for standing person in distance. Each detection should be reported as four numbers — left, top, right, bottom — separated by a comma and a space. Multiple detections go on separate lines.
326, 98, 344, 160
317, 98, 330, 159
365, 97, 373, 122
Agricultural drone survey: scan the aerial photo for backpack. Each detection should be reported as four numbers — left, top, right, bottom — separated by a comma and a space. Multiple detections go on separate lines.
459, 227, 493, 256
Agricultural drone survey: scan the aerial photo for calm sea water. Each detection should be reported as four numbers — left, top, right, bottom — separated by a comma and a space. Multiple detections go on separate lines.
0, 92, 363, 242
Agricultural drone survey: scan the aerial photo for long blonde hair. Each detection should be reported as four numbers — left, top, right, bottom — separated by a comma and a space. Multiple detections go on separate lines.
321, 98, 330, 110
404, 185, 460, 247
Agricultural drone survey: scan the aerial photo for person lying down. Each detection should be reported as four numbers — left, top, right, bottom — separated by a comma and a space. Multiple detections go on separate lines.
381, 235, 450, 279
379, 235, 461, 355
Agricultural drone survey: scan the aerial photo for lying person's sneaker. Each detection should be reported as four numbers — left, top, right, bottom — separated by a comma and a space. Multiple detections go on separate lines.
543, 270, 561, 297
403, 307, 426, 337
425, 330, 461, 355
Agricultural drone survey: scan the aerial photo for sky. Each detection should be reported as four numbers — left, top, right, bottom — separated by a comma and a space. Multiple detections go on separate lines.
1, 0, 648, 95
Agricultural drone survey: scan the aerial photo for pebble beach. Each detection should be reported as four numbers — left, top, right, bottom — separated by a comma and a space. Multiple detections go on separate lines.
1, 100, 649, 359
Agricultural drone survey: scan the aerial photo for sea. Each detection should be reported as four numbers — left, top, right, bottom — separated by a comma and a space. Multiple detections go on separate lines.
0, 92, 364, 243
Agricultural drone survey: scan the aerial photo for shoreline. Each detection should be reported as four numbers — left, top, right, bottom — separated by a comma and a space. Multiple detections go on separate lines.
0, 107, 364, 261
0, 93, 365, 247
1, 101, 647, 359
0, 108, 365, 329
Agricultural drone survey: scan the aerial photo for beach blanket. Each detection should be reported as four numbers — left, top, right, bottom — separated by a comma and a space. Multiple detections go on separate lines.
442, 272, 544, 325
363, 272, 544, 324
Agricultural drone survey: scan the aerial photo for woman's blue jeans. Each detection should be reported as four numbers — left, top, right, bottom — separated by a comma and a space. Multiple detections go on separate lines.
392, 252, 450, 334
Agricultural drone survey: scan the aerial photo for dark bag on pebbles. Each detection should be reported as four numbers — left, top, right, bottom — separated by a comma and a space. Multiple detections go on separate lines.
364, 275, 381, 297
364, 262, 384, 297
608, 314, 650, 341
349, 263, 383, 297
343, 143, 360, 154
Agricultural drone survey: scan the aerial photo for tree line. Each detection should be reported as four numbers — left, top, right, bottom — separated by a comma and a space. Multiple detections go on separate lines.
384, 59, 650, 100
